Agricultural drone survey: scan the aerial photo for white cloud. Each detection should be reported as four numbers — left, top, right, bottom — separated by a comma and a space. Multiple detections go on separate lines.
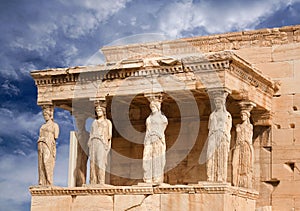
0, 143, 70, 210
0, 152, 38, 210
130, 17, 137, 26
3, 0, 131, 80
11, 22, 58, 54
1, 80, 20, 96
158, 0, 292, 38
66, 0, 131, 20
0, 108, 43, 139
60, 13, 99, 39
59, 0, 131, 39
62, 44, 79, 66
0, 108, 73, 149
0, 108, 73, 209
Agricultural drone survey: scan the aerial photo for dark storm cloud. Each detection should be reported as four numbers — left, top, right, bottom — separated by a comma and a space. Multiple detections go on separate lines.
0, 0, 299, 210
0, 0, 131, 79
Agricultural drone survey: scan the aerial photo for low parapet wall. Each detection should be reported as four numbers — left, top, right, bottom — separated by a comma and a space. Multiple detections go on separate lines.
30, 183, 258, 211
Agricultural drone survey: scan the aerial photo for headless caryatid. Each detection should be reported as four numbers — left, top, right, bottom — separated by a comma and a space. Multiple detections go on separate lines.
143, 97, 168, 184
206, 95, 232, 182
37, 105, 59, 186
88, 104, 112, 185
232, 103, 255, 188
74, 114, 89, 186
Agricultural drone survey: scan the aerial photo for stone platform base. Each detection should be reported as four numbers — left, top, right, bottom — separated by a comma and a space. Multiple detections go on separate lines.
29, 182, 258, 211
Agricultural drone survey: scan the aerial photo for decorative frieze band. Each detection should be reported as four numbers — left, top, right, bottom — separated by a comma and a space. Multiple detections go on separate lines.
29, 184, 259, 200
32, 54, 274, 99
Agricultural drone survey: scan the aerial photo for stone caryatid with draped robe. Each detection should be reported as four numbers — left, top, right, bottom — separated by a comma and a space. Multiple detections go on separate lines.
232, 104, 255, 189
88, 105, 112, 185
206, 96, 232, 182
143, 98, 168, 184
37, 105, 59, 186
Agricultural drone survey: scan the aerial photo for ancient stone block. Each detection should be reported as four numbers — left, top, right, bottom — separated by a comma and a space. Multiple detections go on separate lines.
271, 196, 294, 211
72, 195, 113, 211
258, 147, 271, 181
295, 197, 300, 210
31, 195, 72, 211
272, 94, 293, 112
275, 77, 300, 95
293, 93, 300, 112
272, 146, 300, 164
272, 128, 294, 145
234, 47, 272, 64
161, 194, 189, 210
254, 61, 293, 79
255, 182, 273, 208
294, 163, 300, 181
114, 195, 156, 211
273, 111, 292, 129
272, 43, 300, 62
272, 163, 294, 180
293, 59, 300, 78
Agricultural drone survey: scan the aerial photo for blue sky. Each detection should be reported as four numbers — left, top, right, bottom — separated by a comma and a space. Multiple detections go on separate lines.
0, 0, 299, 210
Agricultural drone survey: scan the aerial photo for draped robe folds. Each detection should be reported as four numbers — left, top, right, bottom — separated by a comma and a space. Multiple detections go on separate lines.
232, 122, 254, 188
37, 120, 59, 185
206, 110, 232, 182
143, 111, 168, 184
88, 119, 111, 184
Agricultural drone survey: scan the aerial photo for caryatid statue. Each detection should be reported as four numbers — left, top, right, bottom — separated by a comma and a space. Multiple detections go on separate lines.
143, 94, 168, 184
37, 105, 59, 186
88, 104, 112, 185
232, 102, 255, 188
73, 113, 89, 187
206, 92, 232, 182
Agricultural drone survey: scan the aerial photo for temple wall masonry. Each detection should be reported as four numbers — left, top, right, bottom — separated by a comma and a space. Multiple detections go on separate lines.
30, 25, 300, 211
236, 37, 300, 211
101, 25, 300, 210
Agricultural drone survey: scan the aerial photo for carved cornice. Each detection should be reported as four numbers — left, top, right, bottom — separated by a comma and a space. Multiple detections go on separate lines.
195, 182, 259, 200
31, 52, 275, 97
31, 64, 185, 86
229, 61, 274, 96
29, 186, 154, 196
153, 185, 195, 194
29, 184, 259, 200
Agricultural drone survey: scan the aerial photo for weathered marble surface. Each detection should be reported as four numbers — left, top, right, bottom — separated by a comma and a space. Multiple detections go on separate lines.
89, 105, 112, 185
206, 93, 232, 182
232, 102, 255, 189
37, 105, 59, 186
30, 25, 300, 210
30, 183, 258, 211
143, 95, 168, 184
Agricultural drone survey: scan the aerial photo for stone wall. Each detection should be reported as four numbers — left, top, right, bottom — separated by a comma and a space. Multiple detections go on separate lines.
101, 25, 300, 210
30, 183, 258, 211
235, 42, 300, 211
